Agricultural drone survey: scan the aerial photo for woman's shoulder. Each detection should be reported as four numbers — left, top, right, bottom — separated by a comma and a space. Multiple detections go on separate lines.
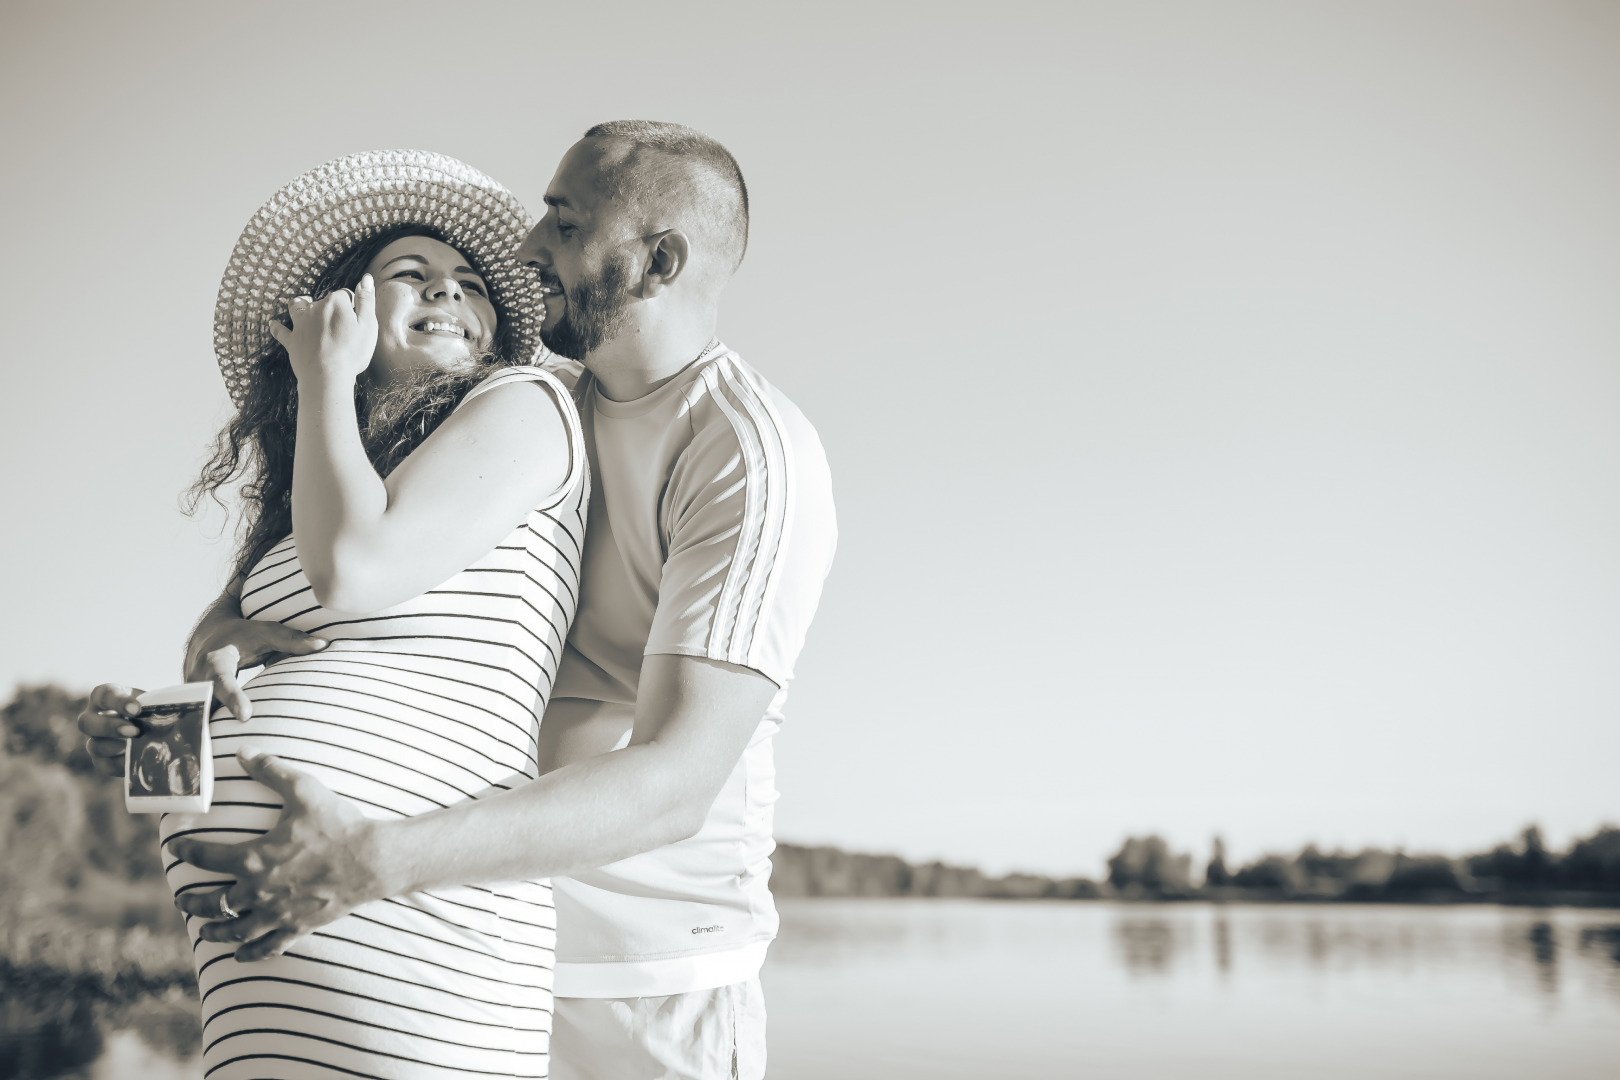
458, 362, 578, 408
445, 363, 586, 509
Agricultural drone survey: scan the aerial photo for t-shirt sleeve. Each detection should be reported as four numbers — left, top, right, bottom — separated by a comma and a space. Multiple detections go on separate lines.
644, 375, 837, 689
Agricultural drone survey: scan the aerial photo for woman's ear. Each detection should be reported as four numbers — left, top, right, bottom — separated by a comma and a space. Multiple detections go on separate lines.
642, 229, 691, 297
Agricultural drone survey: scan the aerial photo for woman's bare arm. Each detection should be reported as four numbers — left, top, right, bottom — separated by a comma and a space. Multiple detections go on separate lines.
275, 280, 569, 613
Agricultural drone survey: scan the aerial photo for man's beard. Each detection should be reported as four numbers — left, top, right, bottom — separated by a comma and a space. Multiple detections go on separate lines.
358, 357, 496, 477
538, 255, 633, 360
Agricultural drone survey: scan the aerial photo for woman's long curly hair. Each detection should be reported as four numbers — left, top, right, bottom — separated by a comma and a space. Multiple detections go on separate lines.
188, 223, 517, 581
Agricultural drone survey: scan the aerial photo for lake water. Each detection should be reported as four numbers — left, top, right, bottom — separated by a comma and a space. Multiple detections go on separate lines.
8, 899, 1619, 1078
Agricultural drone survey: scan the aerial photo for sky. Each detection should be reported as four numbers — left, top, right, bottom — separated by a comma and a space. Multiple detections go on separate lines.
1, 0, 1616, 877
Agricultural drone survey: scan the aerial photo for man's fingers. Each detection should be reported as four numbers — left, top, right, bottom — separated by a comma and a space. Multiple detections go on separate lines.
235, 926, 300, 964
168, 838, 246, 876
175, 885, 233, 920
198, 909, 277, 945
237, 748, 318, 802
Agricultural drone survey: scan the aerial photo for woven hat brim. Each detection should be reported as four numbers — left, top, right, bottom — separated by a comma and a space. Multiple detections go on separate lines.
213, 150, 545, 407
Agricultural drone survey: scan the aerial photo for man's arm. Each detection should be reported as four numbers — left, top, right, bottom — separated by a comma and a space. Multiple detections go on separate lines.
389, 653, 776, 882
170, 653, 776, 960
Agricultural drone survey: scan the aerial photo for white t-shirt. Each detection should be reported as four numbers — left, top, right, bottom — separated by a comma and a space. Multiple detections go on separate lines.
544, 346, 837, 997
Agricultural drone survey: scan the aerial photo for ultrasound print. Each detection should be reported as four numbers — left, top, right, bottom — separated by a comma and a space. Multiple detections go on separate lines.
129, 705, 204, 797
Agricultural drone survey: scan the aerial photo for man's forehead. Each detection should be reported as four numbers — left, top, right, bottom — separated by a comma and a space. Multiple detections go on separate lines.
544, 139, 626, 214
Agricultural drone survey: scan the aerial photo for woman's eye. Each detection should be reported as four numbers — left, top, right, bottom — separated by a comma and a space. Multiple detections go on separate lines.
392, 270, 424, 280
462, 281, 486, 296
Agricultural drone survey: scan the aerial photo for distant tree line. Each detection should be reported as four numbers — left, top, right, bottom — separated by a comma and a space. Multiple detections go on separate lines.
774, 825, 1620, 903
3, 683, 1616, 927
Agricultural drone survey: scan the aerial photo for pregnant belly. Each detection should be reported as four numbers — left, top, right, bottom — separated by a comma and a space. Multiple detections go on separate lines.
158, 651, 536, 894
156, 656, 554, 1005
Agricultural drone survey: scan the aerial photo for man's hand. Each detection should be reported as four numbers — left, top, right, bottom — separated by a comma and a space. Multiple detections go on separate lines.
77, 683, 146, 777
170, 747, 387, 963
185, 618, 327, 724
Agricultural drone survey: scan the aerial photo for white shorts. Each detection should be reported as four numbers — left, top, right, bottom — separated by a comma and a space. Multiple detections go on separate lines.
551, 978, 767, 1080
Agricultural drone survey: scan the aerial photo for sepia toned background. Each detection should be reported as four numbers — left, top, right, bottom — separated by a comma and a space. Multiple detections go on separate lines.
1, 2, 1618, 1076
4, 0, 1616, 876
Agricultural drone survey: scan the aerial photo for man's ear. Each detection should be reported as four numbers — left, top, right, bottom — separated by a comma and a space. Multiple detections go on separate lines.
642, 229, 691, 297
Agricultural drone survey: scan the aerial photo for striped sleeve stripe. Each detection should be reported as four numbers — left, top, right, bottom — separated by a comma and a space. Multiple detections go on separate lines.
698, 356, 792, 669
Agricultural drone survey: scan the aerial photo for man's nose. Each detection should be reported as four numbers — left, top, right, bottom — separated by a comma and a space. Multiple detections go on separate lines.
516, 224, 549, 269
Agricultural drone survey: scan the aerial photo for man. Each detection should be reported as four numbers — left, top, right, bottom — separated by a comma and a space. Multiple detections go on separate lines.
82, 121, 836, 1079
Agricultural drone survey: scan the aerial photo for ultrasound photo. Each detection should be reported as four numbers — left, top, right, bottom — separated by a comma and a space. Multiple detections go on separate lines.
128, 702, 206, 798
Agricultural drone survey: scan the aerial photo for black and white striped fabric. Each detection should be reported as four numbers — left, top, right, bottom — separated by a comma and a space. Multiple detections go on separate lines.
160, 366, 587, 1079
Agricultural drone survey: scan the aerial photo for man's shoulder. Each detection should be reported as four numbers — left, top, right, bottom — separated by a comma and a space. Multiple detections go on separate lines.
684, 350, 825, 467
538, 354, 588, 398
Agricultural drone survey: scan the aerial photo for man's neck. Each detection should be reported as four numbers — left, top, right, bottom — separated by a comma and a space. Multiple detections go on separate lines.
584, 318, 721, 402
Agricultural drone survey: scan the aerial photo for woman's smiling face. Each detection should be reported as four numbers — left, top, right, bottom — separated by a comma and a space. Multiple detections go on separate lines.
364, 235, 498, 381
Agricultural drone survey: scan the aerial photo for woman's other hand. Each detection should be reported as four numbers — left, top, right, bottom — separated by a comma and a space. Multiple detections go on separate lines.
185, 619, 328, 724
77, 683, 145, 777
269, 274, 379, 388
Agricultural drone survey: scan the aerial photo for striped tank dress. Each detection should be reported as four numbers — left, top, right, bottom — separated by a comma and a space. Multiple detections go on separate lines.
160, 365, 587, 1080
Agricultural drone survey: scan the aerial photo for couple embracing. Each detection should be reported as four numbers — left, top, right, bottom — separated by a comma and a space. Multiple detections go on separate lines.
78, 122, 836, 1080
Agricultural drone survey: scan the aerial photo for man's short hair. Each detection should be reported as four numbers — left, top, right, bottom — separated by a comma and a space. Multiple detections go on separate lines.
583, 120, 749, 273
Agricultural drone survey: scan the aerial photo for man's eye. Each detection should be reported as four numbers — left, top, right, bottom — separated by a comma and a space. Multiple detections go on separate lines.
557, 222, 578, 238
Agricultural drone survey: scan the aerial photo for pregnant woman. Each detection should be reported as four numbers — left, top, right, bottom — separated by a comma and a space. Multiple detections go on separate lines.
83, 151, 585, 1078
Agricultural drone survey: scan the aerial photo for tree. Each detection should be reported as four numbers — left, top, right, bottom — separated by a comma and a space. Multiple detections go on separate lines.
1107, 835, 1192, 895
1204, 836, 1230, 888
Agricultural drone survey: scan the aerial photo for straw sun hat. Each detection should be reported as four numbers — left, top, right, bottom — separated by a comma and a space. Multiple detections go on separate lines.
213, 149, 546, 407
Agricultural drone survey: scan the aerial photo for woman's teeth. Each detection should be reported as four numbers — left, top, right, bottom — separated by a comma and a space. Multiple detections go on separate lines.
414, 320, 469, 338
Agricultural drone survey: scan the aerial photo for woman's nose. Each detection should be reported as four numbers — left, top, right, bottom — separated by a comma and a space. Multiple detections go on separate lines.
426, 276, 463, 301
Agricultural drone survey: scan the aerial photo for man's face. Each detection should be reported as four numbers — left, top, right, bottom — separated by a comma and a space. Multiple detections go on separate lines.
516, 140, 638, 361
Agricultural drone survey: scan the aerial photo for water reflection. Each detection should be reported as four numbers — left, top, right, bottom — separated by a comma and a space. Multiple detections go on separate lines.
8, 903, 1620, 1079
1099, 902, 1620, 1004
1527, 921, 1558, 995
1113, 917, 1179, 975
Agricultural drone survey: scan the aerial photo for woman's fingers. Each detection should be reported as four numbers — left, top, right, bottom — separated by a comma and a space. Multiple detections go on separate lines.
353, 274, 375, 324
79, 684, 145, 774
87, 682, 144, 718
203, 645, 252, 724
248, 624, 330, 664
83, 735, 129, 776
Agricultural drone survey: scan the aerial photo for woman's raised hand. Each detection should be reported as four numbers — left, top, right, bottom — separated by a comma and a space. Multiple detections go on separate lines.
269, 274, 379, 387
